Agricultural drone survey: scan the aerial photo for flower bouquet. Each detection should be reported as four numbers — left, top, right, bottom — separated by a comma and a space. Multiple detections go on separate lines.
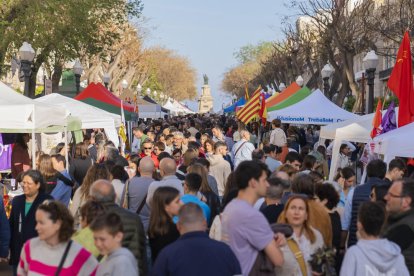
309, 247, 337, 276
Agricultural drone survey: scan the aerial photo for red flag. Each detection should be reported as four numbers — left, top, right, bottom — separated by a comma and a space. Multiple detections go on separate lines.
387, 31, 414, 127
370, 99, 382, 138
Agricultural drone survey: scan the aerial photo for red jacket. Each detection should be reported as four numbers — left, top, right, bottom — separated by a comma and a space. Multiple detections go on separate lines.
140, 152, 159, 168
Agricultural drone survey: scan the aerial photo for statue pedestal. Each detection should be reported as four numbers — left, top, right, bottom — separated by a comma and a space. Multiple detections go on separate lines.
198, 84, 214, 113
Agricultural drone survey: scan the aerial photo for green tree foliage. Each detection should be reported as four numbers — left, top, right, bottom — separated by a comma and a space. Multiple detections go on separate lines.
222, 41, 273, 96
233, 41, 274, 64
0, 0, 143, 97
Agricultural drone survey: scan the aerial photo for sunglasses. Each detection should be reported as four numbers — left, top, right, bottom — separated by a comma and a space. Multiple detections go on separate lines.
143, 147, 152, 150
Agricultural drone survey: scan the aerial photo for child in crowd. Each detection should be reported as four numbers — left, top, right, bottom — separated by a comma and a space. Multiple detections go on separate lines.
72, 200, 106, 258
90, 212, 138, 276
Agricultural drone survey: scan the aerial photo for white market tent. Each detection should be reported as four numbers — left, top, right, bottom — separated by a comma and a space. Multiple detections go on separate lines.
163, 99, 195, 116
0, 82, 72, 132
321, 113, 375, 180
36, 93, 122, 147
320, 108, 399, 180
267, 89, 358, 125
373, 122, 414, 162
0, 81, 80, 168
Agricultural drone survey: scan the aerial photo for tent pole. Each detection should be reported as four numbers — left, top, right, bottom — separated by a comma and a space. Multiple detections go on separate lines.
31, 130, 35, 169
64, 126, 69, 171
31, 106, 36, 169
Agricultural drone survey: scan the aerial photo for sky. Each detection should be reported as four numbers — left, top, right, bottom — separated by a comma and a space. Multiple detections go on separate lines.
141, 0, 295, 112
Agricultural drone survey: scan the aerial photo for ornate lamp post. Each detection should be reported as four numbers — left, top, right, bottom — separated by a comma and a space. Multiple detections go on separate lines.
136, 84, 142, 98
321, 63, 334, 96
121, 79, 128, 90
19, 42, 35, 97
295, 76, 304, 87
146, 88, 151, 96
103, 73, 110, 90
73, 59, 83, 94
363, 50, 379, 113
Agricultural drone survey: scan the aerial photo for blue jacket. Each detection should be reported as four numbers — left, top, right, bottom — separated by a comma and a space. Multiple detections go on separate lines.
0, 197, 10, 258
176, 194, 211, 224
50, 170, 72, 207
152, 231, 241, 276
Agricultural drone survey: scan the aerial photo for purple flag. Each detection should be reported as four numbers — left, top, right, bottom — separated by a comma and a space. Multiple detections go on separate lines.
0, 134, 12, 171
381, 101, 397, 134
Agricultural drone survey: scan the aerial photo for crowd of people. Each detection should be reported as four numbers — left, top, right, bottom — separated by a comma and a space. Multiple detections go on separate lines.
0, 113, 413, 276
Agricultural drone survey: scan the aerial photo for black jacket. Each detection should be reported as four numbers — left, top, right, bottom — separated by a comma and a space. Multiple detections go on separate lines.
102, 202, 148, 275
9, 193, 53, 266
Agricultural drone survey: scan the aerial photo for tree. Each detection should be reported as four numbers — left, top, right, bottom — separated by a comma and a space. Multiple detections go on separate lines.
0, 0, 143, 97
222, 41, 273, 96
146, 47, 197, 100
294, 0, 376, 112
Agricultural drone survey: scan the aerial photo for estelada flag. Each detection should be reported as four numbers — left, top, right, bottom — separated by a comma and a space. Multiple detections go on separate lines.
387, 31, 414, 127
236, 86, 261, 124
370, 99, 382, 138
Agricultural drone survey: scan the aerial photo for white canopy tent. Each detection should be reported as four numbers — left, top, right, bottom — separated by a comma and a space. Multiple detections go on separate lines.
0, 82, 71, 132
0, 82, 79, 168
320, 108, 398, 180
373, 122, 414, 162
163, 99, 195, 116
36, 93, 122, 147
267, 89, 358, 125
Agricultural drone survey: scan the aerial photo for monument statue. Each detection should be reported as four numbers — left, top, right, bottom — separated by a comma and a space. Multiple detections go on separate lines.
199, 74, 213, 113
203, 74, 209, 85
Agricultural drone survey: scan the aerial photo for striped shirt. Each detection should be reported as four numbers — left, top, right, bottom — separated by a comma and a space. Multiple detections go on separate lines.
18, 237, 98, 276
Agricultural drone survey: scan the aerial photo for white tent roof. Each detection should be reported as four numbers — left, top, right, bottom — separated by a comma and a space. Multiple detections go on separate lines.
0, 82, 71, 133
267, 89, 358, 125
36, 93, 122, 147
373, 122, 414, 161
163, 99, 195, 115
320, 113, 375, 142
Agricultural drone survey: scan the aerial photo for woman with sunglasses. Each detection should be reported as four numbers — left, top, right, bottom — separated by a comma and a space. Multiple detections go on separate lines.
18, 200, 97, 275
9, 170, 53, 274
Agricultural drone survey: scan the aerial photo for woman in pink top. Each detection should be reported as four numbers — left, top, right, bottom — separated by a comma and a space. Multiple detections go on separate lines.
18, 200, 98, 276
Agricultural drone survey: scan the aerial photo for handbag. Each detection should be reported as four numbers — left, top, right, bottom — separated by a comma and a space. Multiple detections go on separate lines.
248, 250, 274, 276
248, 223, 294, 276
55, 240, 73, 276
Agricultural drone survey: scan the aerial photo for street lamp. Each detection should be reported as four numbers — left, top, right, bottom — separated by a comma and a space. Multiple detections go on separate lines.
73, 59, 83, 94
121, 79, 128, 90
296, 76, 304, 87
19, 42, 35, 97
321, 63, 334, 96
279, 82, 286, 91
146, 88, 151, 96
136, 83, 142, 98
363, 50, 379, 113
103, 73, 110, 89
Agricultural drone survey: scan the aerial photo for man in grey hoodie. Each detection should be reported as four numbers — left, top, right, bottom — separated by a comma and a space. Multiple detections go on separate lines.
340, 201, 409, 276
